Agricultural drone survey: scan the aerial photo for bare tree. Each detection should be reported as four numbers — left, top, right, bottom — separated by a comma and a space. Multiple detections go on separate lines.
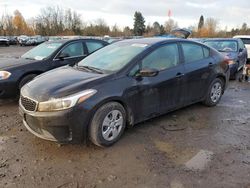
165, 18, 178, 33
205, 18, 218, 37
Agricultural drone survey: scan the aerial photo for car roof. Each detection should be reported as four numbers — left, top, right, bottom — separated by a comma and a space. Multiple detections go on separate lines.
233, 35, 250, 39
203, 38, 238, 41
117, 37, 187, 45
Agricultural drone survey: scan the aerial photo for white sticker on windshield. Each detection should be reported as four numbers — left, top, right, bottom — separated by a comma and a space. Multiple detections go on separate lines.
34, 56, 44, 60
131, 44, 148, 48
47, 45, 57, 49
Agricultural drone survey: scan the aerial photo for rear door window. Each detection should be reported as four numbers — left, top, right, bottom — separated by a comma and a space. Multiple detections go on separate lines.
141, 43, 180, 71
181, 43, 205, 63
86, 42, 105, 53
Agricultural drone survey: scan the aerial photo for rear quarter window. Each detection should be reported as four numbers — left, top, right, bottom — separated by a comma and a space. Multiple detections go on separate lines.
181, 43, 204, 63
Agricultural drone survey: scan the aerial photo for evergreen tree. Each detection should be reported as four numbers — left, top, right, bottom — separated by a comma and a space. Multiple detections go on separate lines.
133, 11, 145, 36
198, 15, 204, 30
152, 21, 161, 35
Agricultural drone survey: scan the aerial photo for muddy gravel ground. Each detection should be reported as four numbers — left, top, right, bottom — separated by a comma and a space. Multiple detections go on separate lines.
0, 46, 250, 188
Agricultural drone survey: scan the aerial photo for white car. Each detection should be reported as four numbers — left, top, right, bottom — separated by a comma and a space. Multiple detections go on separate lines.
233, 35, 250, 60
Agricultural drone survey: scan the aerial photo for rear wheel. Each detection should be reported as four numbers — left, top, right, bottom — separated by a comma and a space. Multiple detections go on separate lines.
89, 102, 126, 147
203, 78, 224, 107
19, 74, 38, 89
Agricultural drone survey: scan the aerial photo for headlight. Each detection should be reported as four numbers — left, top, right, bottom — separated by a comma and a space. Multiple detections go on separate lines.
0, 71, 11, 80
37, 89, 97, 112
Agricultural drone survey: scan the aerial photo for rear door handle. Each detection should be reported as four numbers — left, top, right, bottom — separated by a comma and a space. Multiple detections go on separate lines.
176, 72, 184, 78
208, 62, 213, 67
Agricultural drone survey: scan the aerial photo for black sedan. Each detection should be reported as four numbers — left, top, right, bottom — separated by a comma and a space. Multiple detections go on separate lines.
203, 38, 247, 79
20, 38, 230, 147
0, 37, 9, 46
0, 39, 108, 98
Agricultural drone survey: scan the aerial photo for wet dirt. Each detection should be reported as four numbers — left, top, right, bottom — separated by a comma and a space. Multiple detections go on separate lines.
0, 47, 250, 188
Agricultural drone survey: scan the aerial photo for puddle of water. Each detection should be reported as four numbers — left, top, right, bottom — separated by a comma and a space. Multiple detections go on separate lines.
154, 140, 197, 165
154, 141, 214, 171
215, 123, 250, 147
185, 150, 214, 171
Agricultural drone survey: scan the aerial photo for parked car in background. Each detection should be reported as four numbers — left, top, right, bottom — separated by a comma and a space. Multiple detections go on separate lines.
19, 38, 229, 147
7, 36, 18, 45
48, 36, 63, 41
204, 38, 247, 79
24, 36, 47, 46
233, 35, 250, 61
0, 38, 108, 98
0, 36, 10, 46
18, 35, 30, 46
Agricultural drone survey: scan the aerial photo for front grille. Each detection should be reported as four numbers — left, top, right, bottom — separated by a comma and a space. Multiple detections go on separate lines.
21, 96, 37, 112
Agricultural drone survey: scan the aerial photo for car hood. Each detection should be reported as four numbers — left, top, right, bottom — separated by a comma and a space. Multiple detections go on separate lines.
22, 66, 108, 102
0, 57, 36, 69
220, 51, 238, 60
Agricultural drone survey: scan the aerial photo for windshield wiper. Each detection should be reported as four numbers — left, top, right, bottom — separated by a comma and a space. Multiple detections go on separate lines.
76, 65, 104, 74
24, 57, 35, 60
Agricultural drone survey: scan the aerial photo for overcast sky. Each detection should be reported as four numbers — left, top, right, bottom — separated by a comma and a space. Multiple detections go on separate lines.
0, 0, 250, 30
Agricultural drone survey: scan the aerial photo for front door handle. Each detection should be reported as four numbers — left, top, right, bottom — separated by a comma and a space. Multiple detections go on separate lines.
176, 72, 184, 78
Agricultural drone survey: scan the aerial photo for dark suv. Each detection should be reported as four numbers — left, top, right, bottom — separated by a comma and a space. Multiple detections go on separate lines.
0, 39, 108, 97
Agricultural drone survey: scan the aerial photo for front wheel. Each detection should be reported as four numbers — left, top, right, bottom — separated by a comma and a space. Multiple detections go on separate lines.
203, 78, 224, 107
19, 74, 38, 89
89, 102, 126, 147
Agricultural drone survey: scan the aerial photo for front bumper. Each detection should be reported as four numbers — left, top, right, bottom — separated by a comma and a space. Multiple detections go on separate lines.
19, 103, 91, 144
0, 80, 18, 98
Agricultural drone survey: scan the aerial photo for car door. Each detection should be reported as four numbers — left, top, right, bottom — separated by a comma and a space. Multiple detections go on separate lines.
238, 39, 247, 68
126, 43, 185, 122
53, 41, 87, 67
181, 42, 215, 104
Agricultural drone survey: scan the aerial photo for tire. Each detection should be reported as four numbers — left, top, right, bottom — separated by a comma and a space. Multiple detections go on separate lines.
89, 102, 126, 147
19, 74, 37, 89
203, 78, 224, 107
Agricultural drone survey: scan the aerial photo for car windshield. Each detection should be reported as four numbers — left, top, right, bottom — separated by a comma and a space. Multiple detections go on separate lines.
21, 42, 63, 60
204, 40, 238, 52
77, 42, 148, 73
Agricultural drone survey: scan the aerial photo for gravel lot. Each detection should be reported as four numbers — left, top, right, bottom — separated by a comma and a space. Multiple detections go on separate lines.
0, 46, 250, 188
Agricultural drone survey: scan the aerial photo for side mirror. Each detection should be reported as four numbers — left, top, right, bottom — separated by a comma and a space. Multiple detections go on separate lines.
139, 68, 159, 77
239, 48, 244, 52
57, 52, 69, 60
